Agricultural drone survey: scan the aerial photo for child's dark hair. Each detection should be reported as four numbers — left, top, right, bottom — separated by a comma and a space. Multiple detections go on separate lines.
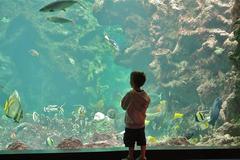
130, 71, 146, 88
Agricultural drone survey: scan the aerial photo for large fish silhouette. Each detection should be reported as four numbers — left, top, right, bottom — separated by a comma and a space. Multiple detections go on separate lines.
209, 97, 222, 126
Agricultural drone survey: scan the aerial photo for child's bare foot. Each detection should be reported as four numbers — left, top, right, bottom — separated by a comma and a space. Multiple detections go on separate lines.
136, 156, 147, 160
122, 155, 134, 160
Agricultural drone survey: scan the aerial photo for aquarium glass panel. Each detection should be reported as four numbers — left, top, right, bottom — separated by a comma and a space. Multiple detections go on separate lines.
0, 0, 240, 151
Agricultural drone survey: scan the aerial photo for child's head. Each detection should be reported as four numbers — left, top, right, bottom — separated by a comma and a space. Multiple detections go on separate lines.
130, 71, 146, 89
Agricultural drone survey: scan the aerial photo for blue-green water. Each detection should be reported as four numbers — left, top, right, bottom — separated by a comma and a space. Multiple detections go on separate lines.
0, 0, 239, 151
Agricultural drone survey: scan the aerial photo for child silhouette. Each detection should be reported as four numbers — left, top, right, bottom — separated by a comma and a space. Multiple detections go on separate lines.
121, 71, 151, 160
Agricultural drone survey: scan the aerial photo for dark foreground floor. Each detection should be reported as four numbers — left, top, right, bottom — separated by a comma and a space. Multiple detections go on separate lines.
0, 147, 239, 160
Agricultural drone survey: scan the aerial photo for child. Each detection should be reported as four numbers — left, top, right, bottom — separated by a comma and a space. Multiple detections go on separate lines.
121, 71, 151, 160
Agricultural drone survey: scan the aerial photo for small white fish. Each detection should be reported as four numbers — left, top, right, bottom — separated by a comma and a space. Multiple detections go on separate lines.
68, 57, 75, 65
104, 32, 120, 51
29, 49, 40, 57
32, 112, 40, 123
104, 33, 110, 41
44, 104, 64, 114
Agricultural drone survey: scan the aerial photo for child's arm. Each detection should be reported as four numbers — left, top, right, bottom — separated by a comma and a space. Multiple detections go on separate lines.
121, 92, 130, 110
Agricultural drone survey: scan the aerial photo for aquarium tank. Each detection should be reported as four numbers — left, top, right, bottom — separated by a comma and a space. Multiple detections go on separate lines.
0, 0, 240, 152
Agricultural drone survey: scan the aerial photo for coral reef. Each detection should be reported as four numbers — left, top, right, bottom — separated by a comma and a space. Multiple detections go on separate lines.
161, 137, 190, 146
93, 0, 155, 69
7, 141, 29, 150
84, 141, 113, 148
219, 0, 240, 122
89, 132, 122, 146
221, 91, 240, 122
196, 79, 219, 106
216, 122, 240, 136
196, 134, 240, 146
146, 0, 240, 135
152, 137, 191, 146
149, 0, 232, 107
56, 138, 83, 149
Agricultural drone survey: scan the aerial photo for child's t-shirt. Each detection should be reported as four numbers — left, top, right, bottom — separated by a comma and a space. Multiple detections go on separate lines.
121, 89, 150, 129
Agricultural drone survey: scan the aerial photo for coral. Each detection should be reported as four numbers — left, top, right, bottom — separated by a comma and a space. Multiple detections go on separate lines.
178, 28, 229, 37
231, 0, 240, 22
197, 134, 240, 146
7, 141, 29, 150
230, 0, 240, 69
147, 0, 233, 117
92, 0, 104, 13
86, 132, 122, 147
156, 137, 191, 146
89, 132, 113, 142
216, 122, 240, 136
84, 141, 113, 148
92, 0, 155, 69
106, 108, 116, 119
165, 137, 190, 146
221, 91, 240, 122
90, 116, 115, 134
202, 35, 218, 50
196, 79, 219, 106
223, 38, 238, 50
56, 138, 83, 149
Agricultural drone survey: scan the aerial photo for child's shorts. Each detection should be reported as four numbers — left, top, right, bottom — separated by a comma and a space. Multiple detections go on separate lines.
123, 127, 146, 147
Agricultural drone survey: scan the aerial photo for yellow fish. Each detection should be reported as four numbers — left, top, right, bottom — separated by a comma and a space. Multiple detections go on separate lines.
3, 90, 23, 123
173, 112, 184, 119
147, 136, 158, 144
199, 121, 209, 130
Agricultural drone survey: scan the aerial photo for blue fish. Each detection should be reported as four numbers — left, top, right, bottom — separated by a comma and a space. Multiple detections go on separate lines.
209, 97, 222, 126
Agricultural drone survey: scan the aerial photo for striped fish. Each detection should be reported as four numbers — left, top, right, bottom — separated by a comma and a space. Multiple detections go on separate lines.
4, 90, 23, 123
195, 111, 205, 122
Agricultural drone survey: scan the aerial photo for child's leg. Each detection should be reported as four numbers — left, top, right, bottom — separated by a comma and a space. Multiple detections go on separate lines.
137, 127, 147, 160
123, 128, 135, 160
128, 146, 135, 160
140, 145, 146, 160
